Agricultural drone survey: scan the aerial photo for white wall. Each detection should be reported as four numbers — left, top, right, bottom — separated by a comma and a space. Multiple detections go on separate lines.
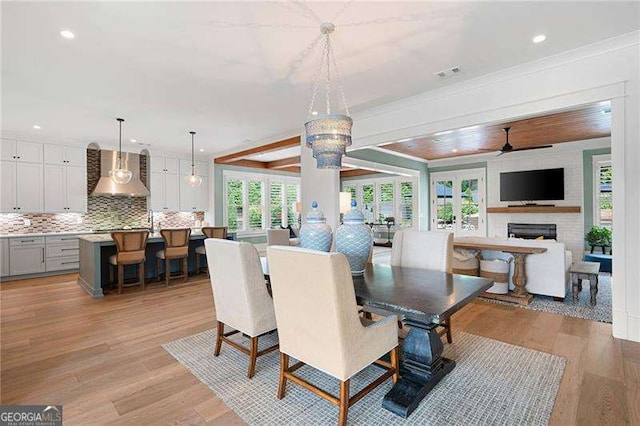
487, 150, 584, 259
346, 31, 639, 341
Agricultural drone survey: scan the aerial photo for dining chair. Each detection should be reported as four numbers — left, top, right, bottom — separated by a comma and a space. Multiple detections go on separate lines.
109, 230, 149, 294
195, 227, 227, 274
391, 229, 455, 343
267, 246, 399, 426
266, 228, 290, 246
156, 228, 191, 286
205, 239, 278, 378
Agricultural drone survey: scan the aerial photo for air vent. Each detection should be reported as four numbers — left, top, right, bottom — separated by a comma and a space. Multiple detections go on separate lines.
435, 66, 461, 79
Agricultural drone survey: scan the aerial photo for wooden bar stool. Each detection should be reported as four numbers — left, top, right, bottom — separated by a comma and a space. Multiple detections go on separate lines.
109, 231, 149, 294
195, 227, 227, 274
156, 228, 191, 286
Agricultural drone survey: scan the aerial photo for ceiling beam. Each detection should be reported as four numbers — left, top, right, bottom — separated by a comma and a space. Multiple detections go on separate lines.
223, 159, 268, 169
340, 169, 380, 178
266, 156, 301, 169
277, 166, 301, 174
214, 136, 300, 164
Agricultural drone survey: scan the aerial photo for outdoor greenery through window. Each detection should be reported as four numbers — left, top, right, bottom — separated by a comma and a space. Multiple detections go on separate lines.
342, 177, 417, 227
594, 159, 612, 229
224, 171, 300, 233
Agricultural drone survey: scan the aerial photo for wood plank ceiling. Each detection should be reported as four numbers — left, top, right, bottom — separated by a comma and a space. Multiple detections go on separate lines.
380, 102, 611, 161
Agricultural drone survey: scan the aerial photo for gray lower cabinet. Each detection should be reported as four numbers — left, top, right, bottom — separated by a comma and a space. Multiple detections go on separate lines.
1, 239, 9, 277
45, 235, 79, 271
9, 238, 46, 275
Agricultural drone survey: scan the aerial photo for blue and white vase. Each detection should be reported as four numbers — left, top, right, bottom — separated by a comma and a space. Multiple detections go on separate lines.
336, 200, 373, 275
299, 201, 333, 252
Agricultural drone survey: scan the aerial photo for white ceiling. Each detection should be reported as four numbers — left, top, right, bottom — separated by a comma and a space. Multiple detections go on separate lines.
2, 2, 638, 157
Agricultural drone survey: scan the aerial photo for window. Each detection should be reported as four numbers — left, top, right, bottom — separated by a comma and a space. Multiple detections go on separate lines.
224, 171, 300, 234
593, 156, 612, 229
342, 177, 417, 227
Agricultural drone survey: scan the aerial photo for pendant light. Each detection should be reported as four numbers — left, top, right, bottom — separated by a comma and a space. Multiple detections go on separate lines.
304, 22, 352, 169
185, 131, 203, 187
109, 118, 133, 184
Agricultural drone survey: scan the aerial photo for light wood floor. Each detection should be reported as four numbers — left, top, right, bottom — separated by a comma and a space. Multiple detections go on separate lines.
1, 273, 638, 425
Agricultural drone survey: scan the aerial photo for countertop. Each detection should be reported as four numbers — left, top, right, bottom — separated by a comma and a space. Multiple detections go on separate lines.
0, 231, 95, 239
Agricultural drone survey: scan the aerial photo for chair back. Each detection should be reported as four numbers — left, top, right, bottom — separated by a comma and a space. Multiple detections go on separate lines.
205, 239, 276, 337
267, 246, 364, 378
266, 228, 290, 246
160, 228, 191, 258
390, 229, 453, 273
111, 231, 149, 264
202, 226, 227, 239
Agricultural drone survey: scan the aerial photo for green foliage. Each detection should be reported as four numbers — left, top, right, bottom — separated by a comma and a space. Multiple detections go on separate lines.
585, 226, 612, 247
439, 203, 454, 223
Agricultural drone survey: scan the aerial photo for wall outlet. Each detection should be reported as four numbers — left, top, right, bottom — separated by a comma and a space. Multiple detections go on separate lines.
76, 216, 83, 224
23, 219, 31, 227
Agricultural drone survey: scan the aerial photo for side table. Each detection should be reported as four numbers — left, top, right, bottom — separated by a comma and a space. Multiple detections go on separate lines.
570, 261, 600, 305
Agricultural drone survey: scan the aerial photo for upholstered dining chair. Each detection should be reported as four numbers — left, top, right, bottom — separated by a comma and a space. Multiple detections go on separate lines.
205, 239, 278, 378
267, 246, 399, 426
109, 230, 149, 294
266, 228, 290, 246
195, 227, 227, 274
156, 228, 191, 286
391, 229, 454, 343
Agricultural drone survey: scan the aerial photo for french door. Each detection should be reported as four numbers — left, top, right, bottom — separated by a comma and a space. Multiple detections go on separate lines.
430, 169, 486, 237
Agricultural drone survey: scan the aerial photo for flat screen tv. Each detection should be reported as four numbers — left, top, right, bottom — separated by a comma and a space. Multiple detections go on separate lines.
500, 168, 564, 202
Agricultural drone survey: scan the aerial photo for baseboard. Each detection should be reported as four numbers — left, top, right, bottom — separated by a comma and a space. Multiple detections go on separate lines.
0, 269, 78, 283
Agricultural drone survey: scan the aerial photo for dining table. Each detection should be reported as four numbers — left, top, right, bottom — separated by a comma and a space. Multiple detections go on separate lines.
261, 257, 493, 418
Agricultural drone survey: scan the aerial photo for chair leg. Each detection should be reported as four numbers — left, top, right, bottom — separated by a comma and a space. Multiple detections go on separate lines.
277, 353, 289, 399
390, 346, 400, 383
214, 321, 224, 356
109, 263, 114, 285
338, 379, 350, 426
156, 258, 162, 282
117, 264, 124, 294
139, 262, 145, 290
165, 258, 170, 287
183, 257, 188, 282
195, 254, 200, 274
363, 311, 373, 320
444, 317, 452, 344
248, 336, 258, 378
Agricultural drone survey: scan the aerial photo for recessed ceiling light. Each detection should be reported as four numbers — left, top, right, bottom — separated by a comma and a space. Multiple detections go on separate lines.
532, 34, 546, 43
434, 130, 453, 136
130, 139, 137, 143
33, 125, 41, 129
452, 149, 458, 153
311, 111, 318, 116
60, 30, 75, 39
199, 149, 204, 152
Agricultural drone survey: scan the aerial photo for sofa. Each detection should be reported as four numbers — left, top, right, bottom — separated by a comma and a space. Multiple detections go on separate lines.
455, 237, 572, 299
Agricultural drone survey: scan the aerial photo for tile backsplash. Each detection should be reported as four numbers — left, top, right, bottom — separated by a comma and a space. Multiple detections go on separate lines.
0, 148, 205, 234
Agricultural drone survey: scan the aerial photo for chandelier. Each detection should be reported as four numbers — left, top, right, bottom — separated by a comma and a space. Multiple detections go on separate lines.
305, 22, 352, 169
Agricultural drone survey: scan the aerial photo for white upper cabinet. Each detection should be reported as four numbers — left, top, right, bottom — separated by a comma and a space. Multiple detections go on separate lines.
44, 144, 85, 166
44, 164, 87, 212
15, 162, 44, 212
1, 161, 17, 212
179, 159, 208, 176
179, 176, 208, 212
65, 166, 87, 211
150, 172, 180, 212
149, 172, 165, 211
151, 156, 179, 174
2, 140, 43, 163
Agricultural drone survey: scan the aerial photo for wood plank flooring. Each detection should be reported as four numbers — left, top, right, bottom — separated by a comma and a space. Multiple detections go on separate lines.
1, 273, 638, 425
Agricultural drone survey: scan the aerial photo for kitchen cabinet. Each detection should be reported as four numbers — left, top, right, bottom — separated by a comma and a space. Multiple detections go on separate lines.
1, 139, 43, 163
179, 176, 208, 211
45, 235, 79, 272
44, 144, 85, 167
1, 239, 9, 277
43, 164, 87, 212
1, 162, 44, 213
150, 172, 180, 212
151, 156, 179, 174
9, 238, 46, 276
179, 159, 208, 177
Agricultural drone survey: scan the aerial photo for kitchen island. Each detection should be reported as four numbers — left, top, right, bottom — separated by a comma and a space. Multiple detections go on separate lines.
77, 232, 207, 297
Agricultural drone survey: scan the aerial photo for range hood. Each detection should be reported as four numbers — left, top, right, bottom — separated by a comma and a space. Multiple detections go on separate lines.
90, 150, 150, 197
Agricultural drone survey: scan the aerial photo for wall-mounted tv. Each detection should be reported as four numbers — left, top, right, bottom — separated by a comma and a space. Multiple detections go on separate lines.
500, 168, 564, 202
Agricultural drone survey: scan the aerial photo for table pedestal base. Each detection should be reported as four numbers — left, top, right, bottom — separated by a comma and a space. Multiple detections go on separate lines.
382, 320, 455, 418
480, 291, 533, 305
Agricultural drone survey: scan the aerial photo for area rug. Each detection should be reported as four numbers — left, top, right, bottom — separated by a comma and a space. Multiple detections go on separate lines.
163, 329, 565, 425
485, 273, 612, 323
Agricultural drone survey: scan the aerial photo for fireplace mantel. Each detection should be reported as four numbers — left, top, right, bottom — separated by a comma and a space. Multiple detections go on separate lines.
487, 206, 581, 214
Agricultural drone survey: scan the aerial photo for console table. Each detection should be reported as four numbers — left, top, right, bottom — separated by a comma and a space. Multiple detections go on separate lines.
453, 238, 547, 305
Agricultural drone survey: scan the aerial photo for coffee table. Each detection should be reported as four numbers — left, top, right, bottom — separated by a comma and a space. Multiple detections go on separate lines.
570, 261, 600, 305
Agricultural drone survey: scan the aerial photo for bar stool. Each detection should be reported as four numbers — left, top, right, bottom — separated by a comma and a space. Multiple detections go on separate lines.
109, 230, 149, 294
195, 227, 227, 274
156, 228, 191, 286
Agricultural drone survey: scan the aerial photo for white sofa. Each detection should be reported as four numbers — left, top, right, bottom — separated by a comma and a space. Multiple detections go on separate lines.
456, 237, 572, 299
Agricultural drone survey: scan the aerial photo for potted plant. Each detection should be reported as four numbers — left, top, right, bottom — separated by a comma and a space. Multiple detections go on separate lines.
585, 226, 612, 254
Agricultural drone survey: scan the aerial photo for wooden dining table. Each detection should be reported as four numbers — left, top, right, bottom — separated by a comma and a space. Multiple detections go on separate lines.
261, 257, 493, 418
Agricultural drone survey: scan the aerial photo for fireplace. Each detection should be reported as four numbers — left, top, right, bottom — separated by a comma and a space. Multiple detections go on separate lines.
508, 223, 557, 240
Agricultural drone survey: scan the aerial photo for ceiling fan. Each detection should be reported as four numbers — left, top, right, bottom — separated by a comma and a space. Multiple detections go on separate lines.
484, 127, 553, 156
